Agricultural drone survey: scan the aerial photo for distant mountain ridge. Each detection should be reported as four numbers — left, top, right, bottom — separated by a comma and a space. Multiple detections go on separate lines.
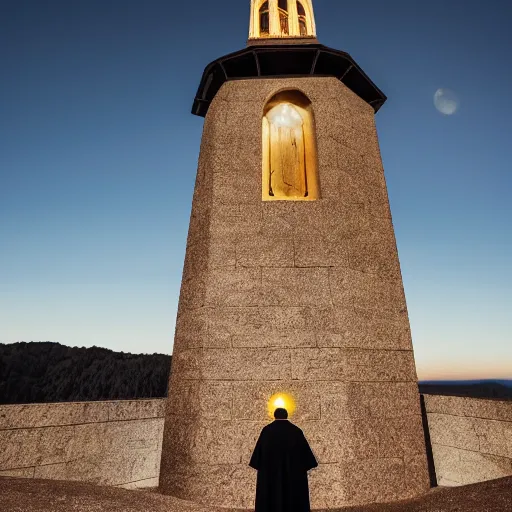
420, 379, 512, 387
419, 379, 512, 400
0, 341, 510, 403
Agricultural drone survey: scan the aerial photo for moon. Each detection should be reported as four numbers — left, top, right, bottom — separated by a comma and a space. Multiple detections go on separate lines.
434, 88, 459, 115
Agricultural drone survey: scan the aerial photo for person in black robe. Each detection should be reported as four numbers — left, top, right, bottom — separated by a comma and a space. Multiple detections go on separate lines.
249, 407, 318, 512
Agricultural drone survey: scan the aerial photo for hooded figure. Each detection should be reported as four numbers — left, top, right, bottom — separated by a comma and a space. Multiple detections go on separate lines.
249, 407, 318, 512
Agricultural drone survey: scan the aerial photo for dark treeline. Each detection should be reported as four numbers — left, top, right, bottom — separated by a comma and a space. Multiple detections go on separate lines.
418, 381, 512, 400
0, 342, 171, 404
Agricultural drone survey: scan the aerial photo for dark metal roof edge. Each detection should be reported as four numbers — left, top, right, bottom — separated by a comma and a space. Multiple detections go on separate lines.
192, 44, 386, 117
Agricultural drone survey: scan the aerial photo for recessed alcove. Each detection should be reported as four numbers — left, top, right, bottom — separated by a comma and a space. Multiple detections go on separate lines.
262, 90, 320, 201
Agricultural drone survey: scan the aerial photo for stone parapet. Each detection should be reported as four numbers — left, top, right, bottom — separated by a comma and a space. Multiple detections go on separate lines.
0, 399, 166, 489
1, 396, 511, 495
423, 394, 512, 486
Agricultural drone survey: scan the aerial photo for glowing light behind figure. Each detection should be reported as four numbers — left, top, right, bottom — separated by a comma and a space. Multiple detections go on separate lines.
267, 392, 296, 419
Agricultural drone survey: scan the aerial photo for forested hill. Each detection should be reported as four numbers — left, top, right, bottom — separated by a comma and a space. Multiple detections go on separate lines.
1, 342, 510, 404
0, 342, 171, 404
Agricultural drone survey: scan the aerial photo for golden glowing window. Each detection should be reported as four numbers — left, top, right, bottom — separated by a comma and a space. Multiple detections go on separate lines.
262, 91, 320, 201
278, 0, 289, 35
259, 1, 269, 35
249, 0, 316, 40
297, 1, 307, 36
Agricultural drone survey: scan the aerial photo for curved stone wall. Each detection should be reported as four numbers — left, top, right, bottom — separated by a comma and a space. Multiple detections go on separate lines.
423, 394, 512, 486
0, 399, 164, 489
1, 395, 510, 497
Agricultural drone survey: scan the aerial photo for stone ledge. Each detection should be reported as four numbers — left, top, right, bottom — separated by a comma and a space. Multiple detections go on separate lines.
0, 400, 166, 430
431, 443, 512, 487
1, 474, 512, 512
423, 394, 512, 422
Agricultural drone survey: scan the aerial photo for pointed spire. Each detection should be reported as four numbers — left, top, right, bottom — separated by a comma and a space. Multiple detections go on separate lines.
249, 0, 317, 42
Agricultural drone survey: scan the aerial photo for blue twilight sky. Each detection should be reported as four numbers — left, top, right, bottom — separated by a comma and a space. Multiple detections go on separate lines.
1, 1, 511, 380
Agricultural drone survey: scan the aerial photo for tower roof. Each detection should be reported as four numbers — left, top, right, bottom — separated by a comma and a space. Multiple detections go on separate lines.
192, 44, 387, 117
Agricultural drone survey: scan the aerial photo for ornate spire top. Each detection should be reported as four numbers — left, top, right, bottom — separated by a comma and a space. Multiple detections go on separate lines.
249, 0, 317, 43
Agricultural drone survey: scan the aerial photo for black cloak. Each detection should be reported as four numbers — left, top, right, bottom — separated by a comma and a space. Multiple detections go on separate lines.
249, 419, 318, 512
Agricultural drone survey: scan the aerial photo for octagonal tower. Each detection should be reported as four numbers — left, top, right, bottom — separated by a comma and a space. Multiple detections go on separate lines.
160, 1, 430, 509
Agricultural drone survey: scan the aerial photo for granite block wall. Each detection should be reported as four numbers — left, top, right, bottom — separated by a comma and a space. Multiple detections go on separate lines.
423, 394, 512, 487
159, 76, 431, 509
0, 399, 165, 489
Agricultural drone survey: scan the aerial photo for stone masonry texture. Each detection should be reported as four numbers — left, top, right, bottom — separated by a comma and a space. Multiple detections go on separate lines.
423, 394, 512, 487
3, 476, 512, 512
2, 397, 511, 499
0, 400, 164, 489
159, 77, 431, 509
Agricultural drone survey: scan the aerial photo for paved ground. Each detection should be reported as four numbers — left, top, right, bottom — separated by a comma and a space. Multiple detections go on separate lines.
0, 476, 511, 512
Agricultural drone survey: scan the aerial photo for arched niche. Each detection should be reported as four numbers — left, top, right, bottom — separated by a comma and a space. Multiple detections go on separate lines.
278, 0, 289, 35
259, 1, 269, 35
262, 90, 320, 201
296, 0, 315, 36
297, 1, 307, 35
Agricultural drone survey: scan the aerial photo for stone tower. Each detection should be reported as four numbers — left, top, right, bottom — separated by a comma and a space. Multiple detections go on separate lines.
159, 1, 430, 509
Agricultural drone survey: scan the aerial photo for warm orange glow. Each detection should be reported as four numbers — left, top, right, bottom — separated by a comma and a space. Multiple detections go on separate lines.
267, 392, 296, 419
417, 360, 512, 381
